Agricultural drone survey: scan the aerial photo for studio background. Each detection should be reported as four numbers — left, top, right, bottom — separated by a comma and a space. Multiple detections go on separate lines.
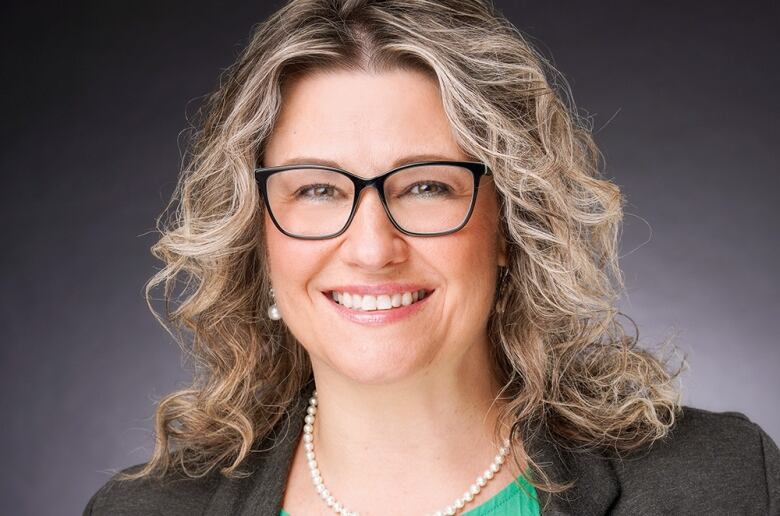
1, 1, 777, 515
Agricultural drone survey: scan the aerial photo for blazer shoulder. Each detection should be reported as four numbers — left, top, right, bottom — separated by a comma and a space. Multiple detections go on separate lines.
609, 405, 780, 514
83, 462, 222, 516
671, 405, 773, 445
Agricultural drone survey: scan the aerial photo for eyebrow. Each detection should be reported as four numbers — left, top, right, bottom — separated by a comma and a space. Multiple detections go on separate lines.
277, 152, 465, 171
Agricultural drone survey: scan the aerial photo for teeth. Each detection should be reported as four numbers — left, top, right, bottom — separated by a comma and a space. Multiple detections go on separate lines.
331, 289, 428, 311
376, 295, 392, 310
361, 295, 377, 311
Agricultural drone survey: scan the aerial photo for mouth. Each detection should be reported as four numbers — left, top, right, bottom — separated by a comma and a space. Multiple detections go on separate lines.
324, 288, 432, 312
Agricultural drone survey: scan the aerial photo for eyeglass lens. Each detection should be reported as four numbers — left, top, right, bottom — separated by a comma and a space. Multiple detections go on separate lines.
265, 164, 476, 237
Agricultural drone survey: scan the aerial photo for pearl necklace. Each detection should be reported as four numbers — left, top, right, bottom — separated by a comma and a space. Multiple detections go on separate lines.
302, 390, 512, 516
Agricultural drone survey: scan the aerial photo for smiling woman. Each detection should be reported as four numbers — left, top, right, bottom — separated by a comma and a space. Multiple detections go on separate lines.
84, 1, 779, 515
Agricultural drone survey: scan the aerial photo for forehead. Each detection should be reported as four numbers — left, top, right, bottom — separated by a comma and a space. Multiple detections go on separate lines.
262, 67, 468, 173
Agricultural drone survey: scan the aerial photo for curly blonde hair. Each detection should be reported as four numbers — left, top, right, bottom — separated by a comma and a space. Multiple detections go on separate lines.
118, 0, 683, 498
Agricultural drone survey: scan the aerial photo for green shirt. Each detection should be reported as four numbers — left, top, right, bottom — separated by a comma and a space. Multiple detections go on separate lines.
279, 472, 540, 515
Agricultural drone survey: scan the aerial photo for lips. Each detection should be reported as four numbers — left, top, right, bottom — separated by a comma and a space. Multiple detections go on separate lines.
321, 287, 435, 325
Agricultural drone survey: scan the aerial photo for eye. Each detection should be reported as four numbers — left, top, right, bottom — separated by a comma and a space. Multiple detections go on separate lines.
295, 184, 340, 200
407, 182, 452, 197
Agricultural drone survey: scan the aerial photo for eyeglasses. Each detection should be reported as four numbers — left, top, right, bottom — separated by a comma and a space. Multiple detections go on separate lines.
254, 160, 492, 239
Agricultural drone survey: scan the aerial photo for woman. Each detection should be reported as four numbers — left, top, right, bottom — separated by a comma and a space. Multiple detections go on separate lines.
84, 0, 779, 515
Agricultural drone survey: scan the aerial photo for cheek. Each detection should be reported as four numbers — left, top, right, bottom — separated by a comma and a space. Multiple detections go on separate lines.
441, 237, 497, 297
463, 189, 501, 263
427, 218, 500, 302
264, 214, 317, 303
448, 191, 502, 301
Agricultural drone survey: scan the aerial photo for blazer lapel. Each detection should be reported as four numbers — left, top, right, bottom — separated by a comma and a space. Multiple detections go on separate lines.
205, 384, 311, 516
525, 426, 621, 515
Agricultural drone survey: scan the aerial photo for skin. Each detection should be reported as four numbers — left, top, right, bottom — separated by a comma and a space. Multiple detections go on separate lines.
263, 67, 519, 514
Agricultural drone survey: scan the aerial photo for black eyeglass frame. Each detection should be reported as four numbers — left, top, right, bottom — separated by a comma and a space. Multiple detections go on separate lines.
254, 160, 492, 240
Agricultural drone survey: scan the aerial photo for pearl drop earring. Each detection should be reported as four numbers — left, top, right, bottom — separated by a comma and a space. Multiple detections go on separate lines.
267, 288, 282, 321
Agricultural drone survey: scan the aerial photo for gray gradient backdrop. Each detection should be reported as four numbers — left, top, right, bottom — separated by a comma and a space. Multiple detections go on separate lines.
2, 1, 778, 515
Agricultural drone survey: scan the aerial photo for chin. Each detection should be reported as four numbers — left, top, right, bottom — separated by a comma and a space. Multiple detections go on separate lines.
322, 338, 436, 385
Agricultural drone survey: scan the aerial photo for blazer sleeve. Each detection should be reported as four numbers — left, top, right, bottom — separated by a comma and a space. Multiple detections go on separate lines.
757, 423, 780, 515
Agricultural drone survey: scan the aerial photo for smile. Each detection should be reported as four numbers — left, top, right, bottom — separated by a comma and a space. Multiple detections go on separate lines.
328, 289, 429, 311
321, 288, 434, 326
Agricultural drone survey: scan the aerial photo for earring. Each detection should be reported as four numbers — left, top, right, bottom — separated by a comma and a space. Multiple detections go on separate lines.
267, 288, 282, 321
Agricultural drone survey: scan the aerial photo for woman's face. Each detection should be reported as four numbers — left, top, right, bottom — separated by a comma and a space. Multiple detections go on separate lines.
263, 67, 506, 384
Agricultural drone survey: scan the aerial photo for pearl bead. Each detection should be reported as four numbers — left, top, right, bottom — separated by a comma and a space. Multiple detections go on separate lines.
267, 305, 281, 320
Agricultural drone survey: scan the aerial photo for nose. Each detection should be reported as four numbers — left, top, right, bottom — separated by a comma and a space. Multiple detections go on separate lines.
338, 186, 408, 271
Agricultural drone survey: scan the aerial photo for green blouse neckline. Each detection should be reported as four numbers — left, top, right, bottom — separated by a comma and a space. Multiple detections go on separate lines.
279, 472, 538, 515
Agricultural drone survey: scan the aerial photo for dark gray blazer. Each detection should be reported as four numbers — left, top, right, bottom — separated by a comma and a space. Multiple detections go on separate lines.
84, 384, 780, 515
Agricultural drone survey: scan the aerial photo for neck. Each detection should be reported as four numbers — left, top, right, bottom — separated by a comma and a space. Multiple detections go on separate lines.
305, 338, 517, 501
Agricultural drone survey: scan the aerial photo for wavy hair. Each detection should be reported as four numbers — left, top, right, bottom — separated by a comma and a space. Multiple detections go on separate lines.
118, 0, 683, 499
